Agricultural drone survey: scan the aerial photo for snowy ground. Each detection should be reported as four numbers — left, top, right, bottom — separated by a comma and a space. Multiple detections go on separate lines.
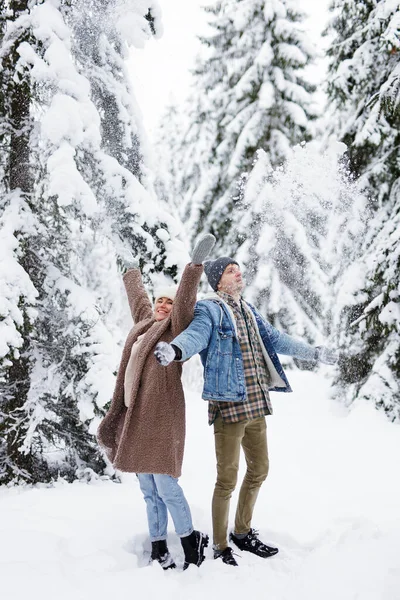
1, 367, 400, 600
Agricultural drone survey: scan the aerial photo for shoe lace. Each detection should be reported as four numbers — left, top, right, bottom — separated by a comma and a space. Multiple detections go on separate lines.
218, 547, 238, 559
247, 529, 266, 549
248, 528, 259, 540
224, 547, 239, 563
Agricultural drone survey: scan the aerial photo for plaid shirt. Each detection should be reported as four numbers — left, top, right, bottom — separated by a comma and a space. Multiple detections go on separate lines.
208, 292, 273, 425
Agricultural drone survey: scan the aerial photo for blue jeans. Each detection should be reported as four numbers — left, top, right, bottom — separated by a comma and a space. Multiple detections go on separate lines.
137, 473, 194, 541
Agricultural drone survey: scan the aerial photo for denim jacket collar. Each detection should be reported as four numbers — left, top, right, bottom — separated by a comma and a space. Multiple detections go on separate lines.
201, 291, 239, 336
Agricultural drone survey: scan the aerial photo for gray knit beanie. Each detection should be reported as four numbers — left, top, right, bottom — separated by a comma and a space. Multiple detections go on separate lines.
204, 257, 239, 291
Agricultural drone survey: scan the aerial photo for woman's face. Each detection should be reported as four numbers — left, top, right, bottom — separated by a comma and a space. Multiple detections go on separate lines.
154, 297, 173, 321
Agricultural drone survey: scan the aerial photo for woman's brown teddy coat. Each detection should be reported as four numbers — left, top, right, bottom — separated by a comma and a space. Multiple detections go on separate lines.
97, 263, 203, 478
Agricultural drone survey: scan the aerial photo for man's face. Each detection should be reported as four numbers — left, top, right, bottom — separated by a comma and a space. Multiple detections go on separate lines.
217, 263, 244, 296
154, 297, 173, 321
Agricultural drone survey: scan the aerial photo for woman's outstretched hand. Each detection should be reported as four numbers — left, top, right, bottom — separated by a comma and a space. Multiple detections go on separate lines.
154, 342, 178, 366
191, 234, 216, 265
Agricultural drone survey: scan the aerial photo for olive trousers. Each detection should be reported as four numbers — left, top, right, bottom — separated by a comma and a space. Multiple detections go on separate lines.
212, 415, 269, 551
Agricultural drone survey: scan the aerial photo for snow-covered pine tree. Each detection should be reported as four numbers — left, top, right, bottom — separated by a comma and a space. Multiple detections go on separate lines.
325, 0, 400, 420
172, 0, 317, 250
0, 0, 40, 481
153, 101, 186, 210
0, 0, 179, 484
232, 141, 367, 348
325, 0, 400, 203
68, 0, 179, 278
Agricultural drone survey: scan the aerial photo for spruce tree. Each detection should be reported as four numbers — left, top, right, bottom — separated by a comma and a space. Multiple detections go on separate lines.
68, 0, 175, 276
325, 0, 400, 203
0, 0, 40, 481
325, 0, 400, 419
0, 0, 174, 484
233, 141, 367, 346
172, 0, 318, 249
154, 102, 186, 210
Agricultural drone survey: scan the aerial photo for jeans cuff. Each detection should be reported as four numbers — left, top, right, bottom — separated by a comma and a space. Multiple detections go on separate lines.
150, 535, 168, 542
178, 527, 194, 539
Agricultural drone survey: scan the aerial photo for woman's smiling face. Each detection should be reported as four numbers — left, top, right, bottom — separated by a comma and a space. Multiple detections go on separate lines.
154, 297, 173, 321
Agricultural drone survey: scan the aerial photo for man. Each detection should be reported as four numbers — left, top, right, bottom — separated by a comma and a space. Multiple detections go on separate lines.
154, 257, 338, 566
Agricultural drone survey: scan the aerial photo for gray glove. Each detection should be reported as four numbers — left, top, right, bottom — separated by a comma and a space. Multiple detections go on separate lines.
125, 256, 140, 270
113, 234, 140, 270
191, 233, 216, 264
314, 346, 339, 365
154, 342, 177, 366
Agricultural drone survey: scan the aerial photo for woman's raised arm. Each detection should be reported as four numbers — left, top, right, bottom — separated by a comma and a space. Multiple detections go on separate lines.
171, 263, 203, 338
123, 268, 153, 323
170, 234, 216, 337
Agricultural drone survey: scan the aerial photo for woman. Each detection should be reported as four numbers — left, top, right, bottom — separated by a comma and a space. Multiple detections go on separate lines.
97, 235, 215, 571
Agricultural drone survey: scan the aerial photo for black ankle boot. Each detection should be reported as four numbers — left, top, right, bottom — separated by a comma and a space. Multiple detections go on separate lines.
229, 529, 279, 558
214, 546, 238, 566
151, 540, 176, 570
180, 530, 209, 570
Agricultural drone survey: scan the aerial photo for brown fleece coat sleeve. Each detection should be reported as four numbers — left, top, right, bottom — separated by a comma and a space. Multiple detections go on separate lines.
171, 262, 203, 338
97, 270, 153, 460
122, 268, 153, 323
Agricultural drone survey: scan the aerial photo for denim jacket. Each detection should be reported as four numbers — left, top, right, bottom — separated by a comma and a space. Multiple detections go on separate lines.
171, 295, 317, 403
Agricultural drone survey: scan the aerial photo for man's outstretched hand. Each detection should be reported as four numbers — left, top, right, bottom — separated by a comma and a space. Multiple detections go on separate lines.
314, 346, 339, 365
154, 342, 177, 366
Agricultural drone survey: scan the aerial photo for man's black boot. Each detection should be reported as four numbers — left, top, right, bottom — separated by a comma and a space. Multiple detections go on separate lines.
213, 546, 238, 566
180, 530, 209, 570
229, 529, 279, 558
150, 540, 176, 570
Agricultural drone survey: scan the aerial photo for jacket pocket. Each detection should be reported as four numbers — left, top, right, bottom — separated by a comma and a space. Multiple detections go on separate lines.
217, 328, 234, 355
204, 349, 233, 395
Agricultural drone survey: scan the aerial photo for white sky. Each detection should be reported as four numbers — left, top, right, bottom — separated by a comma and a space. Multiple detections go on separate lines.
128, 0, 331, 138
